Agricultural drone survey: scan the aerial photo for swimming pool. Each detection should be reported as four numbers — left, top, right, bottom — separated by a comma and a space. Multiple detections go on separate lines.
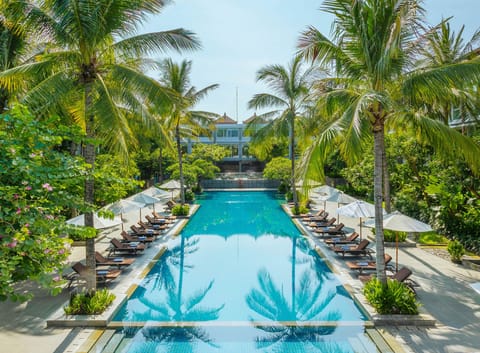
105, 191, 377, 352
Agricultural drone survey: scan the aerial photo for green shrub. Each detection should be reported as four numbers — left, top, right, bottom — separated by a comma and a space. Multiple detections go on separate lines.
64, 289, 115, 315
172, 204, 190, 216
447, 240, 465, 262
191, 185, 202, 194
384, 230, 408, 243
363, 278, 419, 315
184, 190, 195, 202
291, 205, 309, 215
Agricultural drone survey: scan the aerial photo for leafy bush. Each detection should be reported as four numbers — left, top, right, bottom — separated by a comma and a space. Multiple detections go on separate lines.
172, 204, 190, 216
447, 240, 465, 262
184, 190, 195, 202
64, 289, 115, 315
363, 278, 419, 315
291, 205, 309, 215
191, 185, 202, 194
384, 230, 407, 243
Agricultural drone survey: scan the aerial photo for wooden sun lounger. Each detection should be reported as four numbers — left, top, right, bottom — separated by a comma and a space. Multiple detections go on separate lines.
95, 251, 135, 268
72, 261, 122, 284
346, 253, 392, 274
332, 239, 373, 258
121, 230, 154, 245
109, 238, 146, 255
324, 232, 359, 245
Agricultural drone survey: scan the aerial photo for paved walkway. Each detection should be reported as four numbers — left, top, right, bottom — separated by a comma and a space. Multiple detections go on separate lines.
1, 200, 480, 353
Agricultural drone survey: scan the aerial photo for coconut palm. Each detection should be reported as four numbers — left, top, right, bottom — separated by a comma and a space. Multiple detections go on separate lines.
0, 0, 200, 290
418, 20, 480, 129
298, 0, 480, 283
247, 55, 316, 212
158, 59, 218, 204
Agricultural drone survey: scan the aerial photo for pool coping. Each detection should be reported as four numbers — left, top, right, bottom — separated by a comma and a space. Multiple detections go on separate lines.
285, 205, 436, 328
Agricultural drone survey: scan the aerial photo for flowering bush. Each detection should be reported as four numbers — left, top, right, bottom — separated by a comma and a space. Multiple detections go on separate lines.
0, 106, 87, 301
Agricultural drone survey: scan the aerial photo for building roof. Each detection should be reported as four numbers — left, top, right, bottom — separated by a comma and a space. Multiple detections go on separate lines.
215, 113, 237, 124
243, 113, 268, 124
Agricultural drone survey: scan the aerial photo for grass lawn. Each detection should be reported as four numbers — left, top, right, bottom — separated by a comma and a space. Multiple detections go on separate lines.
417, 232, 449, 245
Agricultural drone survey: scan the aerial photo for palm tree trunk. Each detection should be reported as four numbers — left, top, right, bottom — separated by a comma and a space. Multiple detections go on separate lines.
158, 147, 164, 183
373, 120, 387, 284
83, 83, 97, 291
290, 116, 298, 212
176, 125, 185, 204
382, 145, 391, 213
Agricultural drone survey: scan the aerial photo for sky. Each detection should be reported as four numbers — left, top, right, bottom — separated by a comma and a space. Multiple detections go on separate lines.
140, 0, 479, 122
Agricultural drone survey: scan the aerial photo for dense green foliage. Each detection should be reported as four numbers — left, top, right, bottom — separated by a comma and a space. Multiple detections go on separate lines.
0, 107, 86, 301
263, 157, 291, 186
64, 289, 115, 315
172, 204, 190, 216
447, 240, 466, 262
364, 278, 419, 315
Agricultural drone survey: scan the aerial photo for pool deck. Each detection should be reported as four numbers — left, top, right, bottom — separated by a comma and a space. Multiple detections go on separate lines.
1, 199, 480, 353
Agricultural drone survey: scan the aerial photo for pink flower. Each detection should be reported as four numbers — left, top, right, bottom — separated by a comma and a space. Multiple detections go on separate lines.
42, 183, 53, 191
13, 194, 19, 199
30, 153, 36, 158
6, 240, 17, 248
52, 275, 61, 282
24, 223, 30, 228
44, 249, 51, 254
45, 215, 54, 220
58, 248, 65, 255
25, 186, 32, 191
16, 208, 22, 214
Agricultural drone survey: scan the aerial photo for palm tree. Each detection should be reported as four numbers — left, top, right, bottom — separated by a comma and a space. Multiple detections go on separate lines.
0, 0, 200, 290
248, 56, 315, 212
418, 20, 480, 130
158, 59, 218, 204
298, 0, 480, 283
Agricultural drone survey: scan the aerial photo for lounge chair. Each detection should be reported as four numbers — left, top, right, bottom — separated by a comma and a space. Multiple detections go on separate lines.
309, 217, 336, 229
121, 230, 154, 245
109, 238, 146, 255
130, 224, 161, 237
346, 253, 392, 274
145, 214, 172, 226
324, 232, 359, 245
95, 251, 135, 268
312, 223, 346, 237
300, 209, 325, 219
303, 212, 329, 223
72, 262, 122, 284
332, 239, 373, 258
152, 211, 176, 221
166, 199, 177, 210
359, 267, 418, 294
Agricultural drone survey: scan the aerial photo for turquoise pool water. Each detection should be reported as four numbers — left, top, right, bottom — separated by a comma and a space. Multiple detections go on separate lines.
108, 191, 377, 352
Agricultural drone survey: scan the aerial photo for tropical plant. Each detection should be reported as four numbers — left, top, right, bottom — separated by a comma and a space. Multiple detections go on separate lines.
64, 288, 115, 315
0, 106, 86, 301
364, 277, 419, 315
263, 157, 291, 192
0, 0, 200, 291
248, 55, 316, 213
298, 0, 480, 283
158, 59, 218, 204
172, 204, 190, 216
447, 240, 466, 262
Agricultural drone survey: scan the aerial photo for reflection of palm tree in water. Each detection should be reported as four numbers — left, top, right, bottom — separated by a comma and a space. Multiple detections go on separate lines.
246, 267, 343, 352
125, 234, 224, 351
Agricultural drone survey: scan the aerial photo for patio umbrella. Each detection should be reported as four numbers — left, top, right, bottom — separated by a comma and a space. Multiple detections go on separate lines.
66, 213, 122, 229
141, 186, 170, 198
104, 199, 145, 230
160, 180, 181, 199
128, 192, 163, 216
364, 211, 433, 271
309, 185, 341, 209
336, 200, 385, 240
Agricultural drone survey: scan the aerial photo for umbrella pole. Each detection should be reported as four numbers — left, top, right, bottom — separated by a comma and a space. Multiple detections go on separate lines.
359, 217, 362, 240
396, 232, 399, 273
121, 212, 124, 231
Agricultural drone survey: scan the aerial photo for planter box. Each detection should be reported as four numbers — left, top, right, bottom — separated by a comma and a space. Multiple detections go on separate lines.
462, 257, 480, 271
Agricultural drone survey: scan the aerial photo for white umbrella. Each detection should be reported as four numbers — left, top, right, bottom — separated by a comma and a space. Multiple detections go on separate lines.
160, 180, 181, 199
310, 185, 342, 209
127, 192, 164, 216
141, 186, 170, 198
104, 199, 145, 230
364, 211, 433, 271
66, 213, 122, 229
336, 200, 385, 239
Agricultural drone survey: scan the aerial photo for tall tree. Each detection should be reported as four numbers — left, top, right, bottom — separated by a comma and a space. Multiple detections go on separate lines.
247, 55, 315, 212
0, 0, 199, 290
158, 59, 218, 204
298, 0, 480, 283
